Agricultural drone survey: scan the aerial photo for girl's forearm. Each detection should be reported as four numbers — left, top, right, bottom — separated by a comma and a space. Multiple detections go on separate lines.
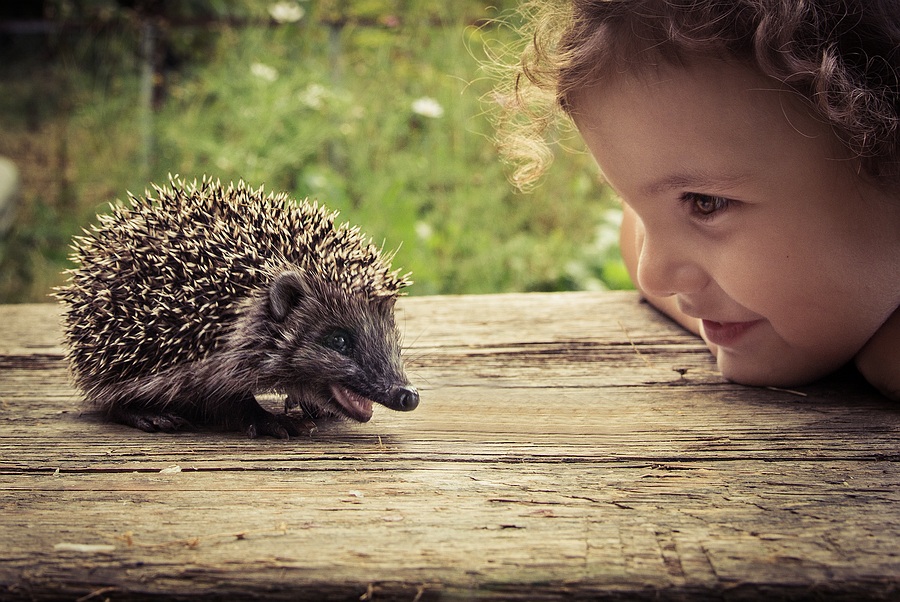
855, 308, 900, 402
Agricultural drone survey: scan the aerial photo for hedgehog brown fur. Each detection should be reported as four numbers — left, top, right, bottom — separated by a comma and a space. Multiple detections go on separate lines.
56, 175, 419, 438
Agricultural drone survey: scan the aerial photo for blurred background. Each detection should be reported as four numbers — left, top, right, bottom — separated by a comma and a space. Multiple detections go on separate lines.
0, 0, 628, 303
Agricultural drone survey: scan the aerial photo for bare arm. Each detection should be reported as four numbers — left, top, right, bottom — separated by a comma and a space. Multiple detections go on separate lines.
619, 203, 703, 337
855, 308, 900, 402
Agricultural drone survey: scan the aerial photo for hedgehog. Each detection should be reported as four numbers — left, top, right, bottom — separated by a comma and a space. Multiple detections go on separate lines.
55, 175, 419, 438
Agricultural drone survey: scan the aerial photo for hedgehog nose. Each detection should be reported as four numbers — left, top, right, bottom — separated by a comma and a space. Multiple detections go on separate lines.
393, 385, 419, 412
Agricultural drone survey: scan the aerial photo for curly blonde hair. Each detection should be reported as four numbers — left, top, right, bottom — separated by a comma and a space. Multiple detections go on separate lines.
496, 0, 900, 190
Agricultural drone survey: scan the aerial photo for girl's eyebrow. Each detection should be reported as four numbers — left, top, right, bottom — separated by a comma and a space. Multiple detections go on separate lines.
642, 169, 752, 196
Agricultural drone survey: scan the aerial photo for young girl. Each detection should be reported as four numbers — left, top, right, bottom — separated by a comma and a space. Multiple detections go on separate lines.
497, 0, 900, 399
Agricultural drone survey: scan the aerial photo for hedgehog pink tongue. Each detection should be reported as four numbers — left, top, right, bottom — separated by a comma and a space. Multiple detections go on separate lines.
329, 384, 374, 422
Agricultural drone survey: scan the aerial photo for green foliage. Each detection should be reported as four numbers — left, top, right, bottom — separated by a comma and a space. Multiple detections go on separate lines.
0, 1, 629, 302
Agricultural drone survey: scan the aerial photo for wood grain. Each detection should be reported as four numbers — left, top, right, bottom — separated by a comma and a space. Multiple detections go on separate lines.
1, 292, 899, 601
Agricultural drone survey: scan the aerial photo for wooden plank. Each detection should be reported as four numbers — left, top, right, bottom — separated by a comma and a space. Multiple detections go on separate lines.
1, 293, 899, 600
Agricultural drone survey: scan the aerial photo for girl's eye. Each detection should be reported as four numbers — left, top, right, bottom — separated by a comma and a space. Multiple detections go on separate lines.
681, 192, 731, 220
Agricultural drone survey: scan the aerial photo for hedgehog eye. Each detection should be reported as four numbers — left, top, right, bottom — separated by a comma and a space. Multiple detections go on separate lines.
323, 329, 354, 355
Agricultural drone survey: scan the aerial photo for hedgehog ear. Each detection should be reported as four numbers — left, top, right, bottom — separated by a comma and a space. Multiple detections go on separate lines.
269, 271, 306, 322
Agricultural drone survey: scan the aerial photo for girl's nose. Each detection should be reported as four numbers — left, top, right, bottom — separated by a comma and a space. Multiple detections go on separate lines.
636, 229, 709, 298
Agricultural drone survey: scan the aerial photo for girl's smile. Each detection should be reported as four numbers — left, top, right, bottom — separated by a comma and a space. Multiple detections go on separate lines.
700, 319, 765, 349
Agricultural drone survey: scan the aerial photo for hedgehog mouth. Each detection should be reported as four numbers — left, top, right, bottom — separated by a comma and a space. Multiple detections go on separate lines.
328, 384, 374, 423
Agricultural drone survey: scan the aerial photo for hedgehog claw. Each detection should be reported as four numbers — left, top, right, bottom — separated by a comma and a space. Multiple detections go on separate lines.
245, 412, 316, 440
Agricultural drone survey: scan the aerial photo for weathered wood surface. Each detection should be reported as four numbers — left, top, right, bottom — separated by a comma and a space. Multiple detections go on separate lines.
1, 291, 899, 601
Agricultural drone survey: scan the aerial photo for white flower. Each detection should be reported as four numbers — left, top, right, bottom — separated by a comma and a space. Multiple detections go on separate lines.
268, 2, 305, 23
299, 83, 328, 109
250, 62, 278, 82
411, 97, 444, 119
415, 221, 433, 241
304, 171, 328, 190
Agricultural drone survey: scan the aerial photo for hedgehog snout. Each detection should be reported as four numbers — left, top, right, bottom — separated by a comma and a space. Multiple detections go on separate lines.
385, 385, 419, 412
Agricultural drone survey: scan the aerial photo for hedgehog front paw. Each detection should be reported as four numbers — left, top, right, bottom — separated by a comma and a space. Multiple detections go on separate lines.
245, 411, 317, 439
109, 407, 193, 433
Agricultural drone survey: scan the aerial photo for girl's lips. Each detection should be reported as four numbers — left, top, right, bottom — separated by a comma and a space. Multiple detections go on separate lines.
701, 319, 765, 347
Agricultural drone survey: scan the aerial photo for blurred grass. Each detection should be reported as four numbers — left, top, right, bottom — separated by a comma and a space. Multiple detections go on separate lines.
0, 0, 629, 302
